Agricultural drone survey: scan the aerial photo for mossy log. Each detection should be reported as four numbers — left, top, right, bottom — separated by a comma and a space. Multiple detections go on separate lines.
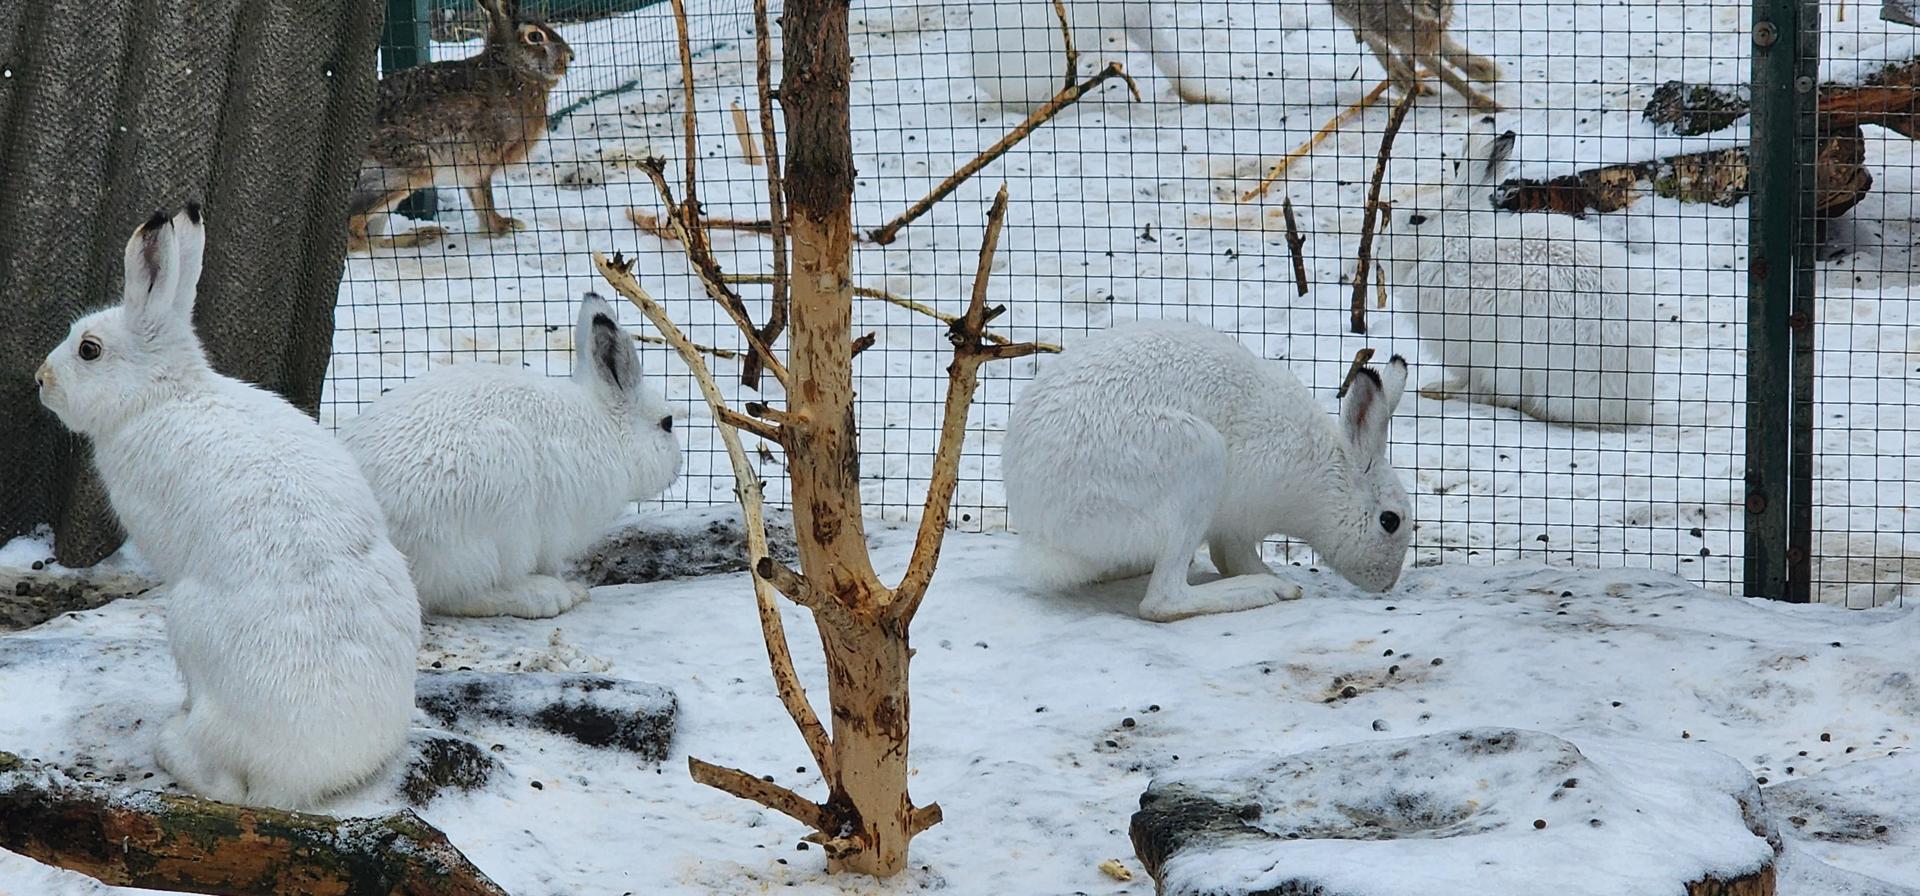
1644, 57, 1920, 139
1493, 126, 1870, 221
0, 750, 507, 896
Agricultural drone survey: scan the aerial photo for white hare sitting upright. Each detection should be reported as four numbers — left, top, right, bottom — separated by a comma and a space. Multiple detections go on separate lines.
36, 206, 420, 810
1381, 130, 1657, 427
340, 294, 681, 619
1002, 320, 1412, 621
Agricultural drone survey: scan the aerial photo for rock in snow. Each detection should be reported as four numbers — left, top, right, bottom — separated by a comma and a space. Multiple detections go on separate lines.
569, 505, 799, 588
415, 669, 678, 760
1131, 728, 1779, 896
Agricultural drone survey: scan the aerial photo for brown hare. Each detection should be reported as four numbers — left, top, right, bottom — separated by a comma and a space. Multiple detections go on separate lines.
348, 0, 573, 252
1330, 0, 1502, 111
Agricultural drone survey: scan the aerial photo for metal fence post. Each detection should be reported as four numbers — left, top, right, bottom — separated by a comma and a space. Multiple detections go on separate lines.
1745, 0, 1819, 602
379, 0, 437, 220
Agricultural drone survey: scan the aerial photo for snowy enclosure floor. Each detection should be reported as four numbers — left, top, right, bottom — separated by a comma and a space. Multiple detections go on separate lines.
2, 526, 1915, 894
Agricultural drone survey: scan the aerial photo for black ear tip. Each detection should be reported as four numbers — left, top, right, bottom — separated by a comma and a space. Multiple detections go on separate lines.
183, 201, 202, 224
1388, 354, 1408, 368
140, 208, 170, 233
591, 312, 618, 332
1499, 129, 1517, 140
1354, 366, 1384, 389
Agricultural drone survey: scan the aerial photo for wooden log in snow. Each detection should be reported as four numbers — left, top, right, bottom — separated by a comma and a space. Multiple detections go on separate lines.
0, 750, 507, 896
1493, 126, 1871, 221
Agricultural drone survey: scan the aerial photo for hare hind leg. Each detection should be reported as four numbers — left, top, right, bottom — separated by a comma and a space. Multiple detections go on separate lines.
155, 708, 246, 803
1418, 53, 1502, 111
441, 574, 588, 619
348, 187, 447, 252
1441, 37, 1502, 83
1137, 434, 1295, 622
1362, 36, 1435, 97
467, 176, 526, 237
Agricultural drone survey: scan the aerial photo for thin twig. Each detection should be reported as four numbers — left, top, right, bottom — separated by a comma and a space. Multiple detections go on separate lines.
1281, 195, 1308, 296
867, 63, 1141, 246
1374, 261, 1389, 309
718, 406, 783, 443
628, 208, 774, 239
670, 0, 703, 232
894, 185, 1049, 618
1337, 348, 1378, 399
636, 332, 741, 360
1351, 90, 1416, 334
748, 0, 790, 388
636, 160, 792, 386
1241, 79, 1395, 203
596, 251, 834, 785
1049, 0, 1078, 91
688, 758, 830, 831
725, 274, 1063, 352
730, 101, 763, 166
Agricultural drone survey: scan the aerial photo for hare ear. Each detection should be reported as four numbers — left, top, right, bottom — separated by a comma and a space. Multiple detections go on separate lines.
171, 202, 206, 316
1341, 355, 1408, 458
1478, 130, 1517, 182
121, 208, 189, 335
575, 293, 642, 398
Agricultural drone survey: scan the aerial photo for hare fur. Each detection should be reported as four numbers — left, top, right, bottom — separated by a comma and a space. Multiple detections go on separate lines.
1003, 320, 1412, 621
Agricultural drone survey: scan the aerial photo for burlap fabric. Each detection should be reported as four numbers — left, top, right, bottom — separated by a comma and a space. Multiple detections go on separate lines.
0, 2, 384, 565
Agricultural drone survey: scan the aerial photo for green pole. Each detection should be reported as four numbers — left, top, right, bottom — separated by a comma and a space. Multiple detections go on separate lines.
380, 0, 437, 220
1744, 0, 1818, 602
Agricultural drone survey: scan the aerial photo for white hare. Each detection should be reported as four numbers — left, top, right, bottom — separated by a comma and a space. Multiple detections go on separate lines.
36, 206, 419, 810
1002, 320, 1411, 621
340, 294, 681, 619
1381, 130, 1657, 428
967, 1, 1219, 110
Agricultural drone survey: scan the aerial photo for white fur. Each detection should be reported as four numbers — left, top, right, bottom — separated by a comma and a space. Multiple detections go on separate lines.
1381, 130, 1657, 427
966, 1, 1218, 109
35, 207, 419, 810
339, 294, 681, 619
1002, 320, 1412, 621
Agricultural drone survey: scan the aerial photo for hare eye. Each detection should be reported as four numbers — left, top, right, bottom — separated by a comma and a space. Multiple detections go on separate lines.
1379, 511, 1401, 534
524, 29, 546, 44
658, 415, 673, 432
78, 338, 102, 361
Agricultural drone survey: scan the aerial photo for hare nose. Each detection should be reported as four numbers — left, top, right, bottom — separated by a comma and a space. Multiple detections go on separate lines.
34, 363, 50, 387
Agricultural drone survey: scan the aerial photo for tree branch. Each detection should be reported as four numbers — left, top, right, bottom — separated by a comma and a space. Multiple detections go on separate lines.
1351, 89, 1415, 334
635, 160, 793, 387
595, 251, 834, 783
866, 62, 1141, 245
670, 0, 706, 246
894, 185, 1049, 618
1049, 0, 1078, 91
754, 555, 819, 609
725, 274, 1063, 352
1281, 195, 1308, 296
717, 406, 784, 443
908, 802, 945, 836
1241, 78, 1395, 203
0, 751, 506, 896
747, 0, 792, 390
688, 757, 831, 832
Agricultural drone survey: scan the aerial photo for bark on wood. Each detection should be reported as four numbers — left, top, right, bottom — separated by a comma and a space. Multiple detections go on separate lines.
1493, 126, 1871, 222
1646, 59, 1920, 138
0, 750, 507, 896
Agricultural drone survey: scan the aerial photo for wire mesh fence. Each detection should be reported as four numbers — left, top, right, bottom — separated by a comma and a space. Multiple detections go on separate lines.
318, 0, 1917, 606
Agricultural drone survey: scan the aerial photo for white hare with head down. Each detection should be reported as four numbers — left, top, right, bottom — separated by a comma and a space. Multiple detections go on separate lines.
340, 294, 681, 619
1381, 130, 1657, 428
36, 206, 420, 810
1002, 320, 1412, 621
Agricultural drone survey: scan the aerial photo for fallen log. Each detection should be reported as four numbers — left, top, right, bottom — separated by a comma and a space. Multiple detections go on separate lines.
1493, 125, 1871, 221
1645, 56, 1920, 139
0, 750, 507, 896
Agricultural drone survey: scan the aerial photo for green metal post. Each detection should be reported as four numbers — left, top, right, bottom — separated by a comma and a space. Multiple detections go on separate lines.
1745, 0, 1818, 602
380, 0, 437, 220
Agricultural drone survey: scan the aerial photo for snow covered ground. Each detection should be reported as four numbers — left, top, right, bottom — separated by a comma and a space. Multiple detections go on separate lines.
1, 524, 1916, 894
5, 0, 1920, 891
321, 0, 1919, 607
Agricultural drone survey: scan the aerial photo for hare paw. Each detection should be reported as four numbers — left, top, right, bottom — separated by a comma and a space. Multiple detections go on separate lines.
1139, 574, 1300, 622
485, 215, 527, 236
387, 225, 447, 249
